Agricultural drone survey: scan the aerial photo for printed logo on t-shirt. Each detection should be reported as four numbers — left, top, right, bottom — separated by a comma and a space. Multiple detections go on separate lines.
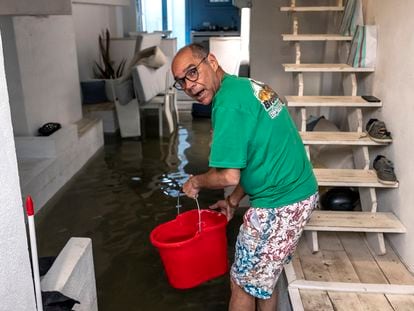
250, 79, 284, 119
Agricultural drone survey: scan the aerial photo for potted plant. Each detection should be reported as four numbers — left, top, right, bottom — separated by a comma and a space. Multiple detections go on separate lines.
93, 29, 126, 80
93, 29, 132, 103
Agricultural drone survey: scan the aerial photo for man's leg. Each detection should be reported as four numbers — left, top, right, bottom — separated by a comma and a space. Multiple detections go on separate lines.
229, 279, 255, 311
257, 290, 278, 311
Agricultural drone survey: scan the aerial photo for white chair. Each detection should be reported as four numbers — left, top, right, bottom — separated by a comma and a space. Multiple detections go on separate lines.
112, 62, 178, 138
111, 33, 179, 138
131, 63, 178, 137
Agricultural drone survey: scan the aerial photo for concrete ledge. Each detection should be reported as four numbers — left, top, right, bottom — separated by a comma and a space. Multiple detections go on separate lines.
41, 237, 98, 311
83, 103, 119, 134
18, 120, 104, 212
15, 125, 78, 159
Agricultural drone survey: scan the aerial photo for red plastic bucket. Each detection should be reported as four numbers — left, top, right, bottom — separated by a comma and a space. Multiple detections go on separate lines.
150, 209, 228, 289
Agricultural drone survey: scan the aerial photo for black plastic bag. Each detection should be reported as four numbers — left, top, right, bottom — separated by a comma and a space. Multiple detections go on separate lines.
38, 123, 61, 136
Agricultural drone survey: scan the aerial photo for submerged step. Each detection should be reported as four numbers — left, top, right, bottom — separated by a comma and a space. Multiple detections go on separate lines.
75, 117, 100, 137
283, 63, 375, 72
314, 168, 399, 188
300, 131, 390, 145
280, 6, 344, 12
282, 34, 352, 41
286, 96, 382, 107
305, 210, 406, 233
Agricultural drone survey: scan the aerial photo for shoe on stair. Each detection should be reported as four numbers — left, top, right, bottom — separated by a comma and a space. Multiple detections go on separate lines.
366, 118, 392, 143
373, 155, 398, 185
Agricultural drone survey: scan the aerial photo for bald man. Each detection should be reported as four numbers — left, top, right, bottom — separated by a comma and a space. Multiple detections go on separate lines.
172, 43, 318, 311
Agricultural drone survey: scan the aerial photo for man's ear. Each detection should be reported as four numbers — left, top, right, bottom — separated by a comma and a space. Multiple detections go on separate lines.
207, 53, 219, 71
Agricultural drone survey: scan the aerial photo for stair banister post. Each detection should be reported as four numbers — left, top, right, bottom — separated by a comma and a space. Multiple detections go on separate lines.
343, 67, 385, 254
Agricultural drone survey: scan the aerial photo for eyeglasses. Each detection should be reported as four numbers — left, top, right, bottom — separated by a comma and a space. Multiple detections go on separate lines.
173, 56, 208, 90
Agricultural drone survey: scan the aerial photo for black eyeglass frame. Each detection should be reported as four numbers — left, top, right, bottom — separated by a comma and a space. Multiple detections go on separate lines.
173, 55, 208, 90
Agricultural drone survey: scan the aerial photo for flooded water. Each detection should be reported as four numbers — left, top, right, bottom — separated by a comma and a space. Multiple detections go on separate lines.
36, 113, 243, 311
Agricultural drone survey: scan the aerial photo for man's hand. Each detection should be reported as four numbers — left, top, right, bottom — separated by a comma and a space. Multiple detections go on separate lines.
209, 199, 236, 222
182, 175, 200, 199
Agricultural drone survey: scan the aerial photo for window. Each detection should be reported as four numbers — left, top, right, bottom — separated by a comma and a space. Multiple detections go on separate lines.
137, 0, 186, 49
141, 0, 162, 32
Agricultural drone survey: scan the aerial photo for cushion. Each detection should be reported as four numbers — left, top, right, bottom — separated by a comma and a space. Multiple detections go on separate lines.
123, 46, 168, 82
132, 61, 169, 103
137, 46, 167, 69
134, 33, 163, 53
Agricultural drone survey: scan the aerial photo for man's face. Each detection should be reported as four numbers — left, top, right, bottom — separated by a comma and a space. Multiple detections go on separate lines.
172, 49, 220, 105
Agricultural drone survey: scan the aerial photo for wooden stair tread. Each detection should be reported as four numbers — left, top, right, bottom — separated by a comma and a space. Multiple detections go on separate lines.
305, 210, 406, 233
280, 6, 344, 12
283, 63, 375, 72
314, 168, 399, 188
300, 131, 390, 145
286, 96, 382, 107
282, 34, 352, 41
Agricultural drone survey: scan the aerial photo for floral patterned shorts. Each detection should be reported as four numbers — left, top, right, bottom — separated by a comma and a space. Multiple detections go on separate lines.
230, 192, 318, 299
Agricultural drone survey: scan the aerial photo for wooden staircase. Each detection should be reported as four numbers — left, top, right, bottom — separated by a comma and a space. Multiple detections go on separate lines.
280, 0, 405, 257
279, 1, 411, 310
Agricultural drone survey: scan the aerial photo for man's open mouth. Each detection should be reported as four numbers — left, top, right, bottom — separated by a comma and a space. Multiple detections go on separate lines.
194, 89, 206, 100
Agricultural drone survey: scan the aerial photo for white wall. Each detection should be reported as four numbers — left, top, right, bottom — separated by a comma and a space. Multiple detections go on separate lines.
0, 0, 71, 15
0, 31, 37, 311
72, 1, 136, 81
250, 0, 336, 97
0, 17, 29, 135
72, 3, 118, 80
122, 0, 138, 36
362, 0, 414, 272
12, 15, 82, 136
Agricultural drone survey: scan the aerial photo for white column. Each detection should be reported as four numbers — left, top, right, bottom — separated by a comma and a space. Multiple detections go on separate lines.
0, 30, 37, 311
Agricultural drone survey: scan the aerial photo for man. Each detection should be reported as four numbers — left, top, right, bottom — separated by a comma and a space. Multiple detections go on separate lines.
172, 43, 318, 311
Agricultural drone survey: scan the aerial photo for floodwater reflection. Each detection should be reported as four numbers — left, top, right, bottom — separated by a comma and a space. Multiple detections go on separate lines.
36, 114, 240, 311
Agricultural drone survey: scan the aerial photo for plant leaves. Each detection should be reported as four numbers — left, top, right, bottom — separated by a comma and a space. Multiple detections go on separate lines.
116, 58, 127, 78
93, 61, 109, 79
94, 28, 124, 79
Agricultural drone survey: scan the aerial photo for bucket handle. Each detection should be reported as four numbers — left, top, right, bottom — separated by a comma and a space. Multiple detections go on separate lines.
176, 194, 202, 233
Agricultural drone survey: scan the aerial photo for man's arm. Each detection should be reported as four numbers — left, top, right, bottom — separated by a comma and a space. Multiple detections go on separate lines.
226, 183, 245, 208
182, 168, 240, 198
209, 183, 246, 221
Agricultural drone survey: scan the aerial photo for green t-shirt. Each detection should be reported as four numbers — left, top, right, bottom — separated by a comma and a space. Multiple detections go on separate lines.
209, 74, 318, 208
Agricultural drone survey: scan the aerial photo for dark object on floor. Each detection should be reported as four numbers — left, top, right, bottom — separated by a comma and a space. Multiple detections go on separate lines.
80, 80, 108, 104
373, 155, 398, 185
362, 95, 381, 102
366, 118, 392, 142
42, 291, 80, 311
192, 103, 211, 118
320, 187, 360, 211
38, 123, 61, 136
39, 256, 56, 277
